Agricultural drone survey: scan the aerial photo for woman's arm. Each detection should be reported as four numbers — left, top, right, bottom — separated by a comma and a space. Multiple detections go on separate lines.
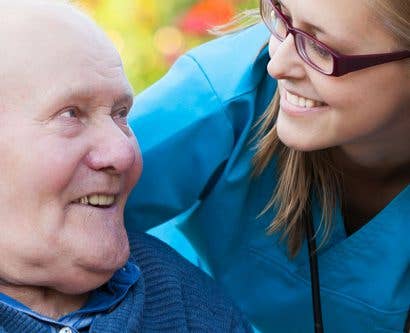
125, 23, 273, 232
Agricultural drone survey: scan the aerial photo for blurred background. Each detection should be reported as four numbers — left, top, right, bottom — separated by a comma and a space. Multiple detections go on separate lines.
76, 0, 258, 93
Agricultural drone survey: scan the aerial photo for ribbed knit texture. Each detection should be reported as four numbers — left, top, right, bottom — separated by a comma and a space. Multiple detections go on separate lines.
0, 232, 253, 333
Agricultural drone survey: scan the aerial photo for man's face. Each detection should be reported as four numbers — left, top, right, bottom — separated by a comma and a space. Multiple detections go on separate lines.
0, 4, 141, 293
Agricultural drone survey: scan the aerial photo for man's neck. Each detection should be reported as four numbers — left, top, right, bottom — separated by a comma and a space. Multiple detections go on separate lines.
0, 282, 89, 319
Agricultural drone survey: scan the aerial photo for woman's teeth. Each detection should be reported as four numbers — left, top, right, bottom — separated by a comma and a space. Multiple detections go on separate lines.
286, 91, 324, 108
77, 194, 115, 206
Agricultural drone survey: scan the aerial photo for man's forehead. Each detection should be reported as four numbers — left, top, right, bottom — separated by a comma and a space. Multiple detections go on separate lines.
48, 83, 134, 108
0, 0, 74, 12
0, 0, 120, 71
0, 0, 109, 51
0, 0, 129, 110
0, 0, 76, 30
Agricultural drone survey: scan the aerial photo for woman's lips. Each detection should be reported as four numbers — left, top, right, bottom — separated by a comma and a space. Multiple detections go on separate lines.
280, 89, 329, 116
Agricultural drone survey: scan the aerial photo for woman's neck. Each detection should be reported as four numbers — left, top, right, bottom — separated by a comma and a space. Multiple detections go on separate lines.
0, 282, 89, 319
331, 146, 410, 235
335, 140, 410, 180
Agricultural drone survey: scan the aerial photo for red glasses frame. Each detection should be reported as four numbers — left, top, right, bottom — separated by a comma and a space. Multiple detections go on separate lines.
260, 0, 410, 76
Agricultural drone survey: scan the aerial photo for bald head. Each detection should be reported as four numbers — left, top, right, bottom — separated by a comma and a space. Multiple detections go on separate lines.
0, 0, 97, 39
1, 0, 89, 26
0, 0, 129, 112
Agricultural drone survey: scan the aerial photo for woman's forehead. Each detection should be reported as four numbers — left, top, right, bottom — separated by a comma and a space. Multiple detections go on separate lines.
279, 0, 396, 52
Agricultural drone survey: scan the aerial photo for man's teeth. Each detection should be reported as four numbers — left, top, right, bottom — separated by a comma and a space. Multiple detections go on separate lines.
286, 91, 324, 108
78, 194, 115, 206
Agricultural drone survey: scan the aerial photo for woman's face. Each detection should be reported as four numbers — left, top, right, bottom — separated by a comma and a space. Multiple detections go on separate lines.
0, 9, 141, 294
267, 0, 410, 155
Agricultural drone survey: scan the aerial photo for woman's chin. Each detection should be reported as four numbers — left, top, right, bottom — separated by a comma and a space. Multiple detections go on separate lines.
277, 131, 312, 152
277, 120, 328, 152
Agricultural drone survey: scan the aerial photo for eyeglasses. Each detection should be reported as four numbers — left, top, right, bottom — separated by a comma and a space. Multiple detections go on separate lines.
260, 0, 410, 76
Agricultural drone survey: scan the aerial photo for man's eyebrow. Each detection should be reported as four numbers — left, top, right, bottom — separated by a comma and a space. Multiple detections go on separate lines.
113, 93, 134, 109
59, 87, 134, 108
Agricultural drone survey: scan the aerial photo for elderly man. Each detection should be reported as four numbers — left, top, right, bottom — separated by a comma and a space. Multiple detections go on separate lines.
0, 1, 252, 332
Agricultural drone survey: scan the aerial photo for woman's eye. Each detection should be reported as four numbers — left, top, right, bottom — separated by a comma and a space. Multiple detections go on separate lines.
312, 42, 330, 58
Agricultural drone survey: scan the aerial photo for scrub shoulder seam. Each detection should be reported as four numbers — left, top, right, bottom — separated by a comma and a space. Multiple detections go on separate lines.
184, 53, 264, 107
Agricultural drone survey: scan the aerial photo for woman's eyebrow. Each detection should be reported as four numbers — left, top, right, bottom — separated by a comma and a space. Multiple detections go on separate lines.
277, 0, 327, 35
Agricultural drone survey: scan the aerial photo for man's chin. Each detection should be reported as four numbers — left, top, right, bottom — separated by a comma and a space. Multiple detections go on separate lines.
55, 271, 115, 295
81, 241, 130, 273
55, 258, 129, 295
58, 243, 130, 294
76, 225, 131, 269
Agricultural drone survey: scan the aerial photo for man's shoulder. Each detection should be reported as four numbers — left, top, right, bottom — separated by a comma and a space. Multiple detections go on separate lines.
127, 231, 217, 290
127, 232, 253, 332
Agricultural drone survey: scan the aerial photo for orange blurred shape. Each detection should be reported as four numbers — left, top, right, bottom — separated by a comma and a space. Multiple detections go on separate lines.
179, 0, 235, 35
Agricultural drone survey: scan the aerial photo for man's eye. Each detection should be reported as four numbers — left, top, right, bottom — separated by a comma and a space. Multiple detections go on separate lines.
113, 108, 129, 121
60, 107, 80, 118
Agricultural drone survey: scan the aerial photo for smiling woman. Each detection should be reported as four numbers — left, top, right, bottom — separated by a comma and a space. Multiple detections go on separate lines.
124, 0, 410, 332
263, 0, 410, 241
0, 1, 253, 332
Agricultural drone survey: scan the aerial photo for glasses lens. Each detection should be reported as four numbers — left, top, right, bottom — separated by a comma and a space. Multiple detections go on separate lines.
296, 34, 334, 74
261, 0, 287, 40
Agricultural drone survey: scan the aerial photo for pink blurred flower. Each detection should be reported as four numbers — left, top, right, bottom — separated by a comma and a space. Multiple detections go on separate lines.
179, 0, 235, 35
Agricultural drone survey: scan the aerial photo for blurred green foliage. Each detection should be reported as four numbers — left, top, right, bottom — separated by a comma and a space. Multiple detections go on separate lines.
76, 0, 258, 92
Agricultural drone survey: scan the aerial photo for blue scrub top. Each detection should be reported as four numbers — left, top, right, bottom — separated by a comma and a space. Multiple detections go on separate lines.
125, 24, 410, 333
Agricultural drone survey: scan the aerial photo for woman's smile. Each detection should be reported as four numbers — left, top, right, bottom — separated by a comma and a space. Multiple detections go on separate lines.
279, 86, 329, 116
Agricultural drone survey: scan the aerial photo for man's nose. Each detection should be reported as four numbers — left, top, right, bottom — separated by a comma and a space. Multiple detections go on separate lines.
268, 34, 306, 80
84, 118, 139, 174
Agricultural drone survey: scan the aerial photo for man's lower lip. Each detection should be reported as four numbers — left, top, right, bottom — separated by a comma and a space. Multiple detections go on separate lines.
70, 203, 119, 212
280, 96, 329, 116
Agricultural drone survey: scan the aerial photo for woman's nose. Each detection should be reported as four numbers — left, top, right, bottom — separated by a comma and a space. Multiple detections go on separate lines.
267, 34, 306, 80
85, 119, 140, 174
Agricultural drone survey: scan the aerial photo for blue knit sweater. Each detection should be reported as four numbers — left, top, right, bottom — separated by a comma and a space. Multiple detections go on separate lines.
0, 233, 253, 332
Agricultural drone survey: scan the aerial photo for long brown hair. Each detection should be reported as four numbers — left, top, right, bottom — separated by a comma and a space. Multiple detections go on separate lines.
214, 0, 410, 257
253, 92, 341, 256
